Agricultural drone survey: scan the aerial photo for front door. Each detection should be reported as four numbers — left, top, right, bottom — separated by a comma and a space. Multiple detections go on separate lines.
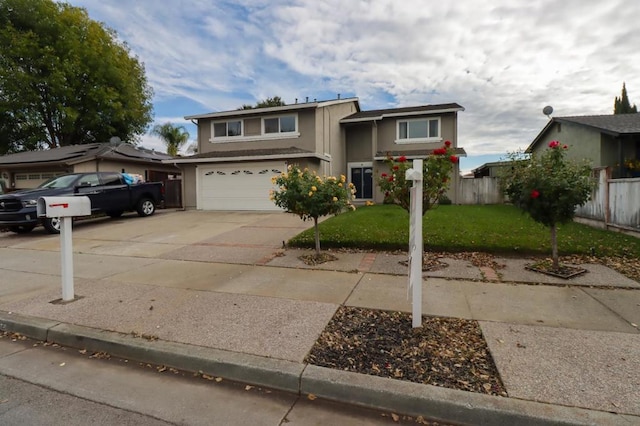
349, 163, 373, 199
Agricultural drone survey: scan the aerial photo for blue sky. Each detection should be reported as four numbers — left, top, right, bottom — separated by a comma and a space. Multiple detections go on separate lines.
64, 0, 640, 173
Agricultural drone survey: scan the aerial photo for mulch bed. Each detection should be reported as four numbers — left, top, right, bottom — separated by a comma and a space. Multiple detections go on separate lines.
306, 306, 507, 397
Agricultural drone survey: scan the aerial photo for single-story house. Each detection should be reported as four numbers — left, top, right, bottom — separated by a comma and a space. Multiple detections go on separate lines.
0, 142, 181, 195
470, 161, 512, 178
526, 113, 640, 178
171, 97, 465, 211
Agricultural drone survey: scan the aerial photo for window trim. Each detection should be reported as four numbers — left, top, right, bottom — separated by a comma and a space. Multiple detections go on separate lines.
211, 119, 244, 141
262, 113, 298, 136
209, 113, 300, 143
395, 117, 441, 144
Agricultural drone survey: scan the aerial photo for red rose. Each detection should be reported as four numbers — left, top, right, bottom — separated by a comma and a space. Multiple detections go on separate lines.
531, 189, 540, 199
398, 155, 407, 162
384, 191, 390, 197
392, 165, 399, 171
548, 140, 560, 148
563, 145, 568, 149
388, 177, 394, 182
444, 140, 452, 147
450, 155, 459, 163
433, 148, 446, 155
381, 173, 387, 177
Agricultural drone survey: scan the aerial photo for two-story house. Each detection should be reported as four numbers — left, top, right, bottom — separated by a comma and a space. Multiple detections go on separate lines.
172, 97, 465, 210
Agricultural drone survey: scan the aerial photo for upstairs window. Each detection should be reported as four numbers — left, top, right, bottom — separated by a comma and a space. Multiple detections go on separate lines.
213, 120, 242, 138
263, 115, 297, 134
397, 118, 440, 142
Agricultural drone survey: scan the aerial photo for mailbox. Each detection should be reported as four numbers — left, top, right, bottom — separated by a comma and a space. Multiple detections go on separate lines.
37, 196, 91, 218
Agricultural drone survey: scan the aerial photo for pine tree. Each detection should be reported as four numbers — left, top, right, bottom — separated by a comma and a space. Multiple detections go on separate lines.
614, 83, 638, 114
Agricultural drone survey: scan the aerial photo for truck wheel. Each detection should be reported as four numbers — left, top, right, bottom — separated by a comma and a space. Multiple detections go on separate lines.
107, 210, 124, 218
136, 198, 155, 217
8, 225, 36, 234
42, 217, 61, 234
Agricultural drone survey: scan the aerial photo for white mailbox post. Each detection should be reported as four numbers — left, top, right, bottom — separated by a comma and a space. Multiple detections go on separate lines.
37, 196, 91, 302
405, 160, 423, 328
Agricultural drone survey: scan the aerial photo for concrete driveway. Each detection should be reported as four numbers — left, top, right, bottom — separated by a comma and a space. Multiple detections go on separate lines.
0, 209, 309, 265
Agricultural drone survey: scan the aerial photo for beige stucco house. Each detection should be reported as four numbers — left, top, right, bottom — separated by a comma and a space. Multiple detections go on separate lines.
526, 113, 640, 178
172, 97, 465, 210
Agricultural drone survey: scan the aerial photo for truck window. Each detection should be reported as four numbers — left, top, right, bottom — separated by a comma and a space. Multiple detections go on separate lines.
78, 174, 100, 187
101, 173, 123, 186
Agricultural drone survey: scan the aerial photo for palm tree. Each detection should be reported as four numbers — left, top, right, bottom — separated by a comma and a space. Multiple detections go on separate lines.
151, 123, 190, 156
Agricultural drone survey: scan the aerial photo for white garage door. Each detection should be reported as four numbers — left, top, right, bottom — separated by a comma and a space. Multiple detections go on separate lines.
198, 161, 286, 210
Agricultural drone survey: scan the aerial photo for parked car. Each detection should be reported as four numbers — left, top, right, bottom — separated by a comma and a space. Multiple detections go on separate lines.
0, 172, 164, 234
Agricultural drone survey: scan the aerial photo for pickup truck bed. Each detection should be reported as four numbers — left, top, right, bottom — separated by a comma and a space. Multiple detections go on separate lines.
0, 172, 164, 234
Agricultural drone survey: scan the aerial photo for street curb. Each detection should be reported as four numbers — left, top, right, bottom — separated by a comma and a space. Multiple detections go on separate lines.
301, 365, 628, 426
0, 311, 60, 341
0, 311, 636, 426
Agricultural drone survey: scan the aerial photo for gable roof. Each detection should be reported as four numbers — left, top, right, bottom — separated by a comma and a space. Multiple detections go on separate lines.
0, 143, 174, 167
184, 97, 360, 121
341, 103, 465, 123
527, 113, 640, 152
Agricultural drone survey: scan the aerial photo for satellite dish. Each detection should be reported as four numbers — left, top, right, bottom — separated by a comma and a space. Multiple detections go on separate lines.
109, 136, 122, 146
542, 106, 553, 118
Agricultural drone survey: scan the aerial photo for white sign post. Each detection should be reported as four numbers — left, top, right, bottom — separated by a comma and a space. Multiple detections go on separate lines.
37, 196, 91, 302
405, 160, 423, 328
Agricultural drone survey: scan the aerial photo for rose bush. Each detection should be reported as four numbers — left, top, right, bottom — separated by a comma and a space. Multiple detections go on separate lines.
377, 141, 458, 216
271, 165, 355, 255
499, 141, 596, 269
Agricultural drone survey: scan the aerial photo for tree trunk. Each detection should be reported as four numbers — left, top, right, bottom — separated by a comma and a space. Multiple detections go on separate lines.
550, 223, 559, 269
313, 216, 321, 256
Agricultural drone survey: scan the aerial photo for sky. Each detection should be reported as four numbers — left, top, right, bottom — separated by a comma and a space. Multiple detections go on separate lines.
63, 0, 640, 173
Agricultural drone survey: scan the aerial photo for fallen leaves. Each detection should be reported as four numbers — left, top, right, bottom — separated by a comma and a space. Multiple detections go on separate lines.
305, 307, 507, 396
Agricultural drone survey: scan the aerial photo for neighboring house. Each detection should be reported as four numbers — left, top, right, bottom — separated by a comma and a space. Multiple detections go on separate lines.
0, 142, 180, 190
173, 97, 465, 211
526, 113, 640, 178
470, 161, 511, 178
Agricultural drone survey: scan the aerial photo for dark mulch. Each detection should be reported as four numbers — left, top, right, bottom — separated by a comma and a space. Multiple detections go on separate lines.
299, 252, 338, 265
306, 306, 507, 397
525, 260, 587, 279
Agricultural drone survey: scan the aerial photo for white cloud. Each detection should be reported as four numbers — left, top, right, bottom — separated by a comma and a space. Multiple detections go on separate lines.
67, 0, 640, 158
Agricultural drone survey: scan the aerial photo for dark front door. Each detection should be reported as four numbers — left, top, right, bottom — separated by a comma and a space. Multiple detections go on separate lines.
351, 167, 373, 199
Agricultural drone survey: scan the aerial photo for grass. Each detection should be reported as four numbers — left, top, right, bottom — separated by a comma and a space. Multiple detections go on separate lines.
288, 204, 640, 258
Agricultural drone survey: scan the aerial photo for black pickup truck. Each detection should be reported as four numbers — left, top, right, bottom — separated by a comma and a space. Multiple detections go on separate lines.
0, 172, 164, 234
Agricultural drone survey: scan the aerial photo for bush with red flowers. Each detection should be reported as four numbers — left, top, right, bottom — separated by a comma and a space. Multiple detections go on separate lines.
499, 141, 596, 269
377, 142, 458, 215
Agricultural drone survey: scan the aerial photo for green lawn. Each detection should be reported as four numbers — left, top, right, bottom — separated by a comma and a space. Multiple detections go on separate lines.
288, 204, 640, 258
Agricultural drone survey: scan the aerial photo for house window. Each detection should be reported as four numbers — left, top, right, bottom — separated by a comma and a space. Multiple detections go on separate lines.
263, 115, 297, 134
213, 120, 243, 138
397, 118, 440, 142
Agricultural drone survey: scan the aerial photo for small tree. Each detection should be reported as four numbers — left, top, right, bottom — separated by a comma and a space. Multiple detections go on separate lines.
239, 96, 286, 110
614, 82, 638, 114
377, 141, 459, 216
499, 141, 596, 269
271, 166, 355, 256
151, 123, 190, 156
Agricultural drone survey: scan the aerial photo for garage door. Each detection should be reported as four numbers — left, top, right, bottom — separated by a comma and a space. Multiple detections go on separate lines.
198, 161, 286, 210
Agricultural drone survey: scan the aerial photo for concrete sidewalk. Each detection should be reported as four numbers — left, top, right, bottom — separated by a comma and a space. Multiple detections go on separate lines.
0, 211, 639, 425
